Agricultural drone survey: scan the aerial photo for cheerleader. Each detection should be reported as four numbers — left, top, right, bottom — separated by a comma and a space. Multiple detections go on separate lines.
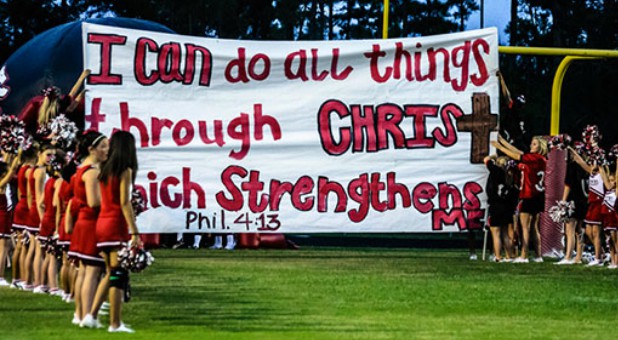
17, 69, 90, 133
38, 149, 65, 295
484, 155, 518, 261
556, 150, 588, 264
55, 157, 77, 301
569, 148, 605, 266
29, 143, 55, 293
599, 167, 617, 268
10, 145, 37, 288
88, 131, 140, 333
0, 151, 22, 286
66, 131, 108, 326
492, 135, 548, 263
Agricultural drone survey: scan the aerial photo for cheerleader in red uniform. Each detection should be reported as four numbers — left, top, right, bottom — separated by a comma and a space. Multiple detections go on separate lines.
87, 131, 139, 333
492, 135, 548, 263
55, 159, 77, 302
599, 167, 617, 268
38, 149, 65, 295
17, 69, 90, 133
10, 145, 37, 288
29, 143, 55, 293
569, 148, 605, 266
0, 151, 22, 286
66, 131, 108, 327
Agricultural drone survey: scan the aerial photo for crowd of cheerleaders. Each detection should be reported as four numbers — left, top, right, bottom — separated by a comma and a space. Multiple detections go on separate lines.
487, 125, 618, 267
0, 72, 148, 333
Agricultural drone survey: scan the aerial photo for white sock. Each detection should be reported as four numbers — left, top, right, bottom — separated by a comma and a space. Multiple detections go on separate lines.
214, 236, 222, 247
226, 234, 235, 246
176, 233, 183, 242
193, 234, 202, 247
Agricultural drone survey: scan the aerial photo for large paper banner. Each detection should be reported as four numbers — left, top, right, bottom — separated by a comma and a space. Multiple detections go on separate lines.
82, 23, 499, 233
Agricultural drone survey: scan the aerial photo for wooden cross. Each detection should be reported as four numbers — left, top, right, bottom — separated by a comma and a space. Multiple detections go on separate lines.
456, 92, 498, 164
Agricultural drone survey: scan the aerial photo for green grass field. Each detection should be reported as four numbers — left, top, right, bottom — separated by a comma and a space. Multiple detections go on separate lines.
1, 247, 617, 339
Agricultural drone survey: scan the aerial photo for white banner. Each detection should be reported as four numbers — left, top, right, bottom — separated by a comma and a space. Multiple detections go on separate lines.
82, 23, 500, 233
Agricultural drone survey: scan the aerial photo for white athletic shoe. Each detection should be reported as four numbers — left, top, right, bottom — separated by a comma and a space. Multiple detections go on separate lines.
502, 258, 514, 263
587, 259, 601, 267
71, 314, 81, 325
532, 257, 544, 263
469, 254, 478, 261
224, 241, 236, 250
32, 285, 48, 294
101, 302, 110, 310
80, 314, 103, 329
608, 264, 618, 269
513, 257, 529, 263
0, 278, 9, 286
109, 323, 135, 333
555, 258, 574, 265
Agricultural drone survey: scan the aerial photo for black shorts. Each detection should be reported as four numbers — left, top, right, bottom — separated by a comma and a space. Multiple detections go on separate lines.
571, 200, 588, 221
519, 195, 545, 215
488, 205, 515, 226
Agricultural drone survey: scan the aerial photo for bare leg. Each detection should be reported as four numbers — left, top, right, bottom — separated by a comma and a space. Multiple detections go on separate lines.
47, 253, 58, 290
0, 239, 8, 278
74, 263, 85, 320
564, 220, 576, 260
11, 233, 22, 282
90, 253, 111, 319
504, 222, 515, 258
532, 213, 542, 258
60, 252, 70, 294
109, 251, 124, 329
23, 238, 35, 285
489, 226, 502, 260
592, 225, 602, 261
32, 240, 44, 287
519, 212, 532, 259
81, 264, 102, 319
574, 222, 584, 263
40, 251, 50, 287
611, 230, 618, 266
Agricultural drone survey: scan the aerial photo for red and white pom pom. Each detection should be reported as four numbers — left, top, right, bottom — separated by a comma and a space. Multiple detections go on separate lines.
582, 124, 601, 144
118, 245, 154, 273
131, 188, 147, 216
549, 200, 575, 224
548, 134, 572, 150
47, 114, 79, 150
0, 115, 32, 154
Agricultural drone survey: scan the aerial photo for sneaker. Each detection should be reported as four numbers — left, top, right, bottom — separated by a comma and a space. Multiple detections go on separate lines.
22, 284, 34, 291
469, 254, 478, 261
513, 257, 529, 263
71, 314, 81, 325
488, 254, 496, 262
532, 257, 544, 263
32, 285, 48, 294
49, 288, 63, 297
0, 278, 9, 286
209, 244, 222, 250
109, 323, 135, 333
555, 258, 574, 265
224, 241, 236, 250
191, 244, 200, 249
502, 258, 514, 263
9, 281, 19, 289
587, 259, 601, 267
171, 241, 185, 249
80, 314, 103, 329
608, 264, 618, 269
101, 302, 110, 310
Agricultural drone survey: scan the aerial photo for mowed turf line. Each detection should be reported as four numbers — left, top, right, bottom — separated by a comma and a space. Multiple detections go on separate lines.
1, 247, 617, 339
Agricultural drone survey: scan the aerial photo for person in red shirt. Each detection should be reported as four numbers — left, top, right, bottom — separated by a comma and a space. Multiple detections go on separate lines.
569, 147, 606, 266
0, 151, 22, 286
86, 131, 140, 333
65, 131, 109, 327
492, 135, 548, 263
10, 146, 38, 288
